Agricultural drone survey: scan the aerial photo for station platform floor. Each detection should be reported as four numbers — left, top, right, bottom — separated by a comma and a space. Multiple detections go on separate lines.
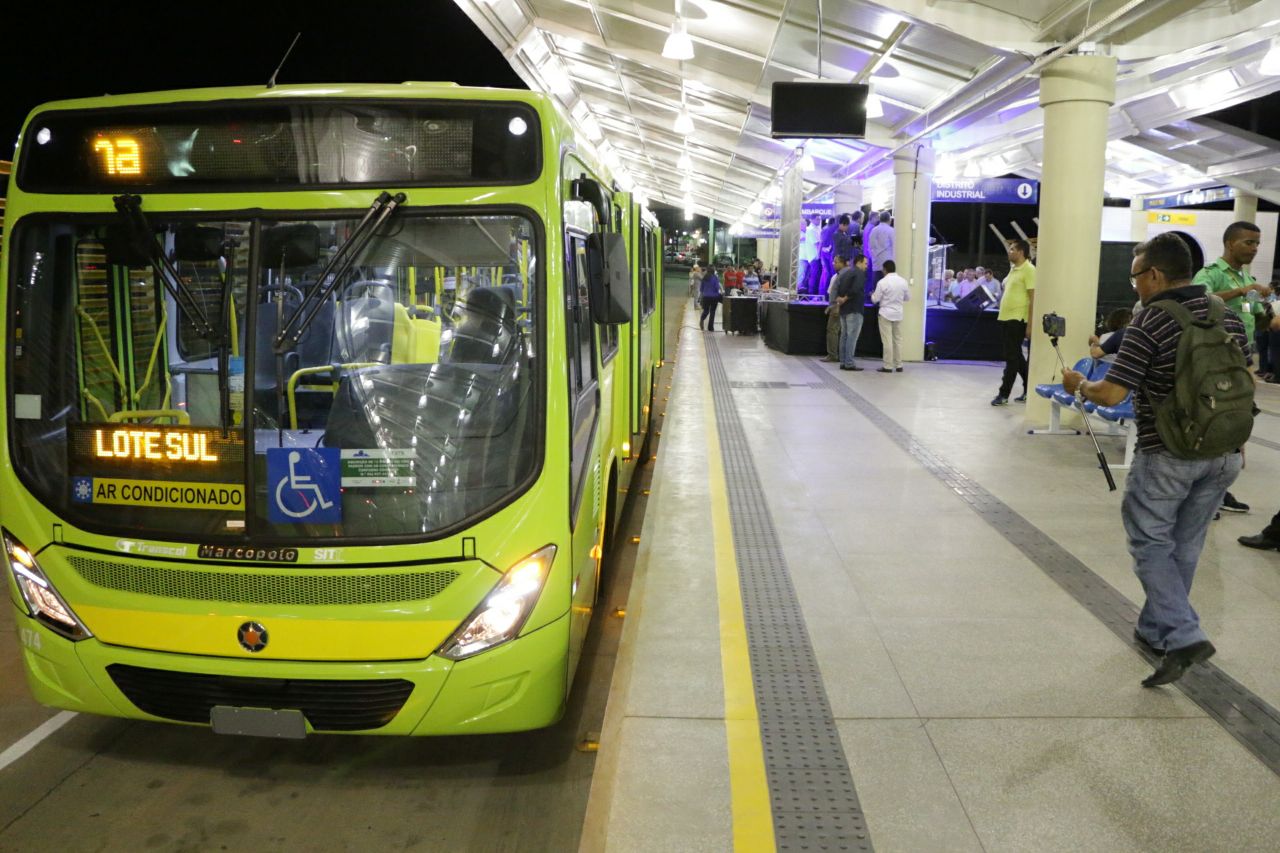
582, 301, 1280, 852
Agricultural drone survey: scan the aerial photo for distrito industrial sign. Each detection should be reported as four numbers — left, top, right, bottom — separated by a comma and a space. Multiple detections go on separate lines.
931, 178, 1039, 205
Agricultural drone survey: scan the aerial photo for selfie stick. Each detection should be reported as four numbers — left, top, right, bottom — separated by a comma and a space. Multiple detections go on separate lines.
1047, 334, 1117, 491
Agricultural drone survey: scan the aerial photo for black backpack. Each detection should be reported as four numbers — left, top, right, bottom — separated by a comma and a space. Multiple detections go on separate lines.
1147, 296, 1255, 458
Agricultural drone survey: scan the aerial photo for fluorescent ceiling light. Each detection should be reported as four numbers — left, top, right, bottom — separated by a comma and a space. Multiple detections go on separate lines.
799, 148, 816, 172
677, 150, 693, 172
962, 160, 980, 178
560, 36, 584, 55
1170, 69, 1239, 110
1260, 39, 1280, 76
681, 173, 693, 191
684, 208, 694, 220
543, 64, 574, 97
663, 17, 695, 61
865, 93, 884, 119
934, 156, 958, 180
674, 106, 695, 136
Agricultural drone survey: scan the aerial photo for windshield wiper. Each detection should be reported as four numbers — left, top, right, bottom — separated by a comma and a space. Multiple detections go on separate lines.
273, 191, 407, 353
112, 195, 216, 341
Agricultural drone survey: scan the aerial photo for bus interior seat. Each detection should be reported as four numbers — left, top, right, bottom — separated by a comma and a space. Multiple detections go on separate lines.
447, 287, 519, 364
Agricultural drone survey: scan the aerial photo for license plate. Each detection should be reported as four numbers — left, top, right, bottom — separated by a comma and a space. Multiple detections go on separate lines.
210, 705, 307, 739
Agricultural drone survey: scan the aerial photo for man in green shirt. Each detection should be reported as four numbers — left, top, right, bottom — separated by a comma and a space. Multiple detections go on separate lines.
1192, 220, 1270, 515
1193, 221, 1270, 341
992, 239, 1035, 405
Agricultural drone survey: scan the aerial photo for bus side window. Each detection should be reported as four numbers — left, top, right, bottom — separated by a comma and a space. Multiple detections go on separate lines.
566, 235, 598, 515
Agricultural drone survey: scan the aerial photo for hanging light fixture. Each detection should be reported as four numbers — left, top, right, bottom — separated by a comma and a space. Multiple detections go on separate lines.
799, 146, 816, 172
674, 103, 695, 135
962, 159, 980, 179
678, 149, 693, 172
681, 173, 693, 192
934, 156, 958, 181
1260, 38, 1280, 75
662, 7, 695, 61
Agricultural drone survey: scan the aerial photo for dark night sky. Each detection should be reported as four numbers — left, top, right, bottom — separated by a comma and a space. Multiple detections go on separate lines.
0, 1, 525, 159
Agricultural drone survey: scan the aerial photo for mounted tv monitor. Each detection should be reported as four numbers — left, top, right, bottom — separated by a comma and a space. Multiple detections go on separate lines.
770, 82, 869, 139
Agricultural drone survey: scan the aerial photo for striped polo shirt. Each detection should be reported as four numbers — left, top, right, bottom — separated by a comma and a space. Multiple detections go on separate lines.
1105, 285, 1248, 453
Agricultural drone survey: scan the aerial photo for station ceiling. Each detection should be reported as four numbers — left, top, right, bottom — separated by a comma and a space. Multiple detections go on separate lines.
457, 0, 1280, 224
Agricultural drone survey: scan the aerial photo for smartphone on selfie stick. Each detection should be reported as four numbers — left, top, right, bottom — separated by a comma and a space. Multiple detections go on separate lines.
1043, 312, 1117, 491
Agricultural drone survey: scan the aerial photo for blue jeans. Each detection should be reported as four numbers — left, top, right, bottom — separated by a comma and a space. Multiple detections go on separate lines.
840, 312, 863, 367
1121, 448, 1242, 651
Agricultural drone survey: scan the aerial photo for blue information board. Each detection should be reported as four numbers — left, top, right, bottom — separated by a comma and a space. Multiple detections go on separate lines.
931, 178, 1039, 205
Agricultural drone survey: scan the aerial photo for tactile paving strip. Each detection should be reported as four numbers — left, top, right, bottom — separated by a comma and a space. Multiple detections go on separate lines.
803, 360, 1280, 778
707, 340, 873, 852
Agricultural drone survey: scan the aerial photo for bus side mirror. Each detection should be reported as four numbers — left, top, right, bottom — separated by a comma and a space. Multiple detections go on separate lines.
586, 232, 631, 325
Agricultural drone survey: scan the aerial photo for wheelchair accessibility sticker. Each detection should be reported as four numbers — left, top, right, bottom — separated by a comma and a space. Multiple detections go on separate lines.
267, 448, 342, 524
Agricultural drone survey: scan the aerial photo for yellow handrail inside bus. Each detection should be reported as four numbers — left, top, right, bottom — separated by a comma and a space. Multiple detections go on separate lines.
286, 362, 379, 429
107, 409, 190, 425
132, 302, 171, 410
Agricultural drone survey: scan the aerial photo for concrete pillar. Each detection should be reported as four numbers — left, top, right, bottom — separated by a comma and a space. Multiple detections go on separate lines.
1129, 196, 1147, 242
835, 183, 862, 217
1027, 54, 1117, 425
892, 142, 934, 362
1233, 192, 1258, 223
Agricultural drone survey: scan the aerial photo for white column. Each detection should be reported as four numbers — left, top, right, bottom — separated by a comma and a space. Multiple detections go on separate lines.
1233, 192, 1259, 223
893, 143, 934, 362
835, 183, 862, 217
1027, 54, 1117, 425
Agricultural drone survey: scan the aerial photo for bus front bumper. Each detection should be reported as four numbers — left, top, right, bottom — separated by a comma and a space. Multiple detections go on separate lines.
14, 611, 569, 736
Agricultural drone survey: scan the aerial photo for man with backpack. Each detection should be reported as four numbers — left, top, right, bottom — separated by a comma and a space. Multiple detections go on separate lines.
1061, 232, 1253, 687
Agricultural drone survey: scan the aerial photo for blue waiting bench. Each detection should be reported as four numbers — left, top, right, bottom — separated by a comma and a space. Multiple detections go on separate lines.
1028, 357, 1136, 470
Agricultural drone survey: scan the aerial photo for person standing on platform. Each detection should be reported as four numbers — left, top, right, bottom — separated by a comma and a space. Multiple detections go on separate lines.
861, 210, 877, 271
869, 211, 895, 286
834, 254, 866, 371
723, 264, 744, 294
798, 218, 819, 295
871, 259, 910, 372
699, 267, 722, 331
1062, 232, 1249, 686
1193, 221, 1271, 516
991, 239, 1035, 405
822, 255, 842, 362
817, 217, 839, 298
835, 214, 859, 289
689, 263, 703, 305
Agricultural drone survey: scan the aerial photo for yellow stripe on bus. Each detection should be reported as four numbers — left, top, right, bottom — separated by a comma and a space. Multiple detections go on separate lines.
81, 478, 244, 511
701, 345, 776, 852
77, 606, 457, 661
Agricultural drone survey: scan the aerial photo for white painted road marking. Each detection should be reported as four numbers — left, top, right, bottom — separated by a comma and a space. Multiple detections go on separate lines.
0, 712, 77, 772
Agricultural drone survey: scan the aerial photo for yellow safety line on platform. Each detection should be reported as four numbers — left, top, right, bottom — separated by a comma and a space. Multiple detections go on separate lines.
700, 338, 776, 853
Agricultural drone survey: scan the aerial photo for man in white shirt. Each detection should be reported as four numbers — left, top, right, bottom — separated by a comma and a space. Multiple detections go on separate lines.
871, 259, 911, 372
799, 217, 820, 295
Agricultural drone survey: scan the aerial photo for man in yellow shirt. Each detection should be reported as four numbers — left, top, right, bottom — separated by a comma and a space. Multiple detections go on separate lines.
992, 239, 1035, 405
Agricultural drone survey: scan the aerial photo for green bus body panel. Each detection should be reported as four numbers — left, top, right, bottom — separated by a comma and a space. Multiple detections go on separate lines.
0, 83, 657, 735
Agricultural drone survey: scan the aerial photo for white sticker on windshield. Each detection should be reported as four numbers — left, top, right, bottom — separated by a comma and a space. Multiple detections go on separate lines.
340, 448, 415, 488
14, 394, 41, 420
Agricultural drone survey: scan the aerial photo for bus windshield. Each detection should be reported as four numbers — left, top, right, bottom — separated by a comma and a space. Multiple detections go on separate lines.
8, 212, 541, 542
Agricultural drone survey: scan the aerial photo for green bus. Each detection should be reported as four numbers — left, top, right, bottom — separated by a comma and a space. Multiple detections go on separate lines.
1, 83, 663, 736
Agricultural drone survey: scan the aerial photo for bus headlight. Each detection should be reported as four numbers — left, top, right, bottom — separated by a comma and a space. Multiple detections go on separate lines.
2, 529, 92, 641
437, 545, 556, 661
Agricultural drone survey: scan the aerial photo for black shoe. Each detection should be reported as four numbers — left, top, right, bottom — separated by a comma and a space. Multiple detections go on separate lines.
1213, 512, 1221, 521
990, 395, 1008, 406
1142, 640, 1215, 687
1014, 393, 1027, 403
895, 367, 903, 372
1133, 629, 1164, 657
821, 356, 838, 362
1219, 492, 1249, 513
1238, 532, 1280, 550
840, 365, 864, 371
877, 368, 894, 373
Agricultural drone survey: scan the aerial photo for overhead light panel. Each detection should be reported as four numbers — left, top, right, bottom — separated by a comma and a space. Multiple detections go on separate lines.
799, 147, 816, 172
681, 173, 693, 191
1260, 38, 1280, 76
678, 150, 693, 172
